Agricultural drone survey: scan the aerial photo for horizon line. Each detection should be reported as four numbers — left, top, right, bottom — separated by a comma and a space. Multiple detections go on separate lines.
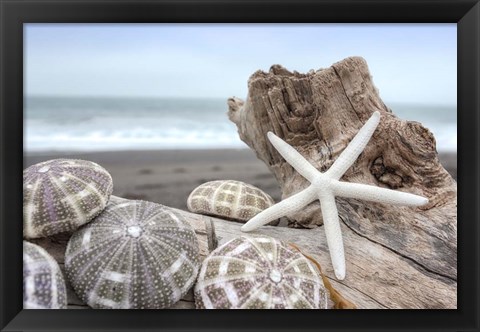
24, 94, 457, 108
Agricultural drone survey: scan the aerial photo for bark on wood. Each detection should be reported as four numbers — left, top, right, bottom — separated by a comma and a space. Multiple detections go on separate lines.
30, 197, 217, 310
227, 57, 457, 284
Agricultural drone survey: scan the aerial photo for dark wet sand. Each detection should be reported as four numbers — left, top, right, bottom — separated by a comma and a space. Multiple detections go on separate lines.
24, 149, 457, 211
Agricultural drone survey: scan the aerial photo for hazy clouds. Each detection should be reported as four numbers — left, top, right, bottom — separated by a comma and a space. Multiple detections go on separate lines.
25, 24, 456, 105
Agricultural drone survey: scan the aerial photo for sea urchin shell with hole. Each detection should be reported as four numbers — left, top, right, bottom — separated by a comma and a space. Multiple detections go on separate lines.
187, 180, 275, 222
65, 199, 200, 309
23, 159, 113, 239
23, 241, 67, 309
194, 236, 330, 309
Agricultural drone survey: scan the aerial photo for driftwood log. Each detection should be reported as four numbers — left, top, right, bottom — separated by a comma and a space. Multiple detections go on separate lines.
31, 203, 456, 309
227, 56, 457, 307
213, 220, 456, 309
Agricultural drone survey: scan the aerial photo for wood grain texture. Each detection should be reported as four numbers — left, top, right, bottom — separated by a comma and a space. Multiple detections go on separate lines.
29, 206, 456, 309
212, 219, 456, 309
228, 57, 457, 283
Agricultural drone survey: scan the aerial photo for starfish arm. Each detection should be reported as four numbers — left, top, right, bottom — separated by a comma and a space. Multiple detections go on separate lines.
241, 185, 317, 232
326, 111, 381, 180
318, 192, 346, 280
333, 181, 429, 206
267, 132, 320, 182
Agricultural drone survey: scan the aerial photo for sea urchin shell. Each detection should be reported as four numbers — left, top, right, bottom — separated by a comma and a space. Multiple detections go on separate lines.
194, 236, 330, 309
23, 241, 67, 309
65, 199, 200, 309
187, 180, 275, 222
23, 159, 113, 239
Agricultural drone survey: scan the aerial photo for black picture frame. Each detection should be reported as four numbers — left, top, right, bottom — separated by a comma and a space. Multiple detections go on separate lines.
1, 1, 478, 331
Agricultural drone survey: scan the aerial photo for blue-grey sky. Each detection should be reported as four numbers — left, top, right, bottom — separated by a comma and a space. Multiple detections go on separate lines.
25, 24, 456, 105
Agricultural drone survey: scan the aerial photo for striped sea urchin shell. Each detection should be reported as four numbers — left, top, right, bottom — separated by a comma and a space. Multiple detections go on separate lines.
65, 199, 200, 309
23, 159, 113, 239
23, 241, 67, 309
194, 236, 330, 309
187, 180, 275, 222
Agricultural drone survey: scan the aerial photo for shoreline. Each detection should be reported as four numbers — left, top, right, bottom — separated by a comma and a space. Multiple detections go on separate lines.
24, 149, 457, 213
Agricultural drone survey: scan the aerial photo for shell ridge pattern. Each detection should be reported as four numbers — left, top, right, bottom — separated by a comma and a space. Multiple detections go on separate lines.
65, 233, 121, 265
70, 236, 125, 285
162, 209, 185, 228
210, 254, 263, 269
63, 162, 113, 187
103, 205, 134, 226
23, 241, 67, 309
94, 241, 135, 309
187, 180, 275, 222
197, 271, 267, 289
152, 237, 192, 301
271, 237, 279, 266
240, 284, 272, 309
245, 182, 273, 205
85, 227, 123, 248
304, 258, 320, 275
150, 231, 199, 261
145, 229, 197, 268
23, 159, 113, 239
136, 241, 160, 308
125, 240, 136, 308
239, 282, 271, 309
137, 229, 166, 266
243, 236, 274, 269
66, 200, 200, 309
282, 271, 323, 284
42, 177, 60, 227
211, 181, 225, 216
196, 262, 214, 309
62, 172, 108, 208
283, 281, 316, 308
231, 181, 243, 220
88, 240, 132, 308
143, 204, 167, 223
85, 237, 128, 281
194, 236, 329, 309
46, 254, 60, 308
282, 256, 309, 271
39, 245, 62, 307
209, 239, 266, 269
24, 178, 42, 238
140, 238, 176, 284
49, 175, 85, 219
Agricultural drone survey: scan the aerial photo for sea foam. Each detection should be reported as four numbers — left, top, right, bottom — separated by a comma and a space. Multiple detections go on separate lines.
25, 97, 457, 153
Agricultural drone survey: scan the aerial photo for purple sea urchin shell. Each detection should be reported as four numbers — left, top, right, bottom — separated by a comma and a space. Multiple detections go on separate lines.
194, 236, 330, 309
23, 159, 113, 239
23, 241, 67, 309
65, 199, 200, 309
187, 180, 275, 222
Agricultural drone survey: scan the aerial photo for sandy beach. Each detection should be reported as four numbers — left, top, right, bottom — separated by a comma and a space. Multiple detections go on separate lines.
24, 149, 457, 215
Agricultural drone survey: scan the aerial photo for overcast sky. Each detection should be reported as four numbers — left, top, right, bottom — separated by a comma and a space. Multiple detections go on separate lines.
25, 24, 456, 105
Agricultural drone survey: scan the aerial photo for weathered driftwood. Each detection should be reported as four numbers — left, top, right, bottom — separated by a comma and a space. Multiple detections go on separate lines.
29, 203, 456, 309
213, 219, 456, 309
227, 57, 457, 285
30, 198, 217, 310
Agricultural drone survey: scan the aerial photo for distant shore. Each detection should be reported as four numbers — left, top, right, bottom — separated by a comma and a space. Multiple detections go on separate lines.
24, 149, 457, 213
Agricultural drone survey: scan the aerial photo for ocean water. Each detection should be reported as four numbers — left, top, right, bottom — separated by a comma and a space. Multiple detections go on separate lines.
24, 96, 457, 153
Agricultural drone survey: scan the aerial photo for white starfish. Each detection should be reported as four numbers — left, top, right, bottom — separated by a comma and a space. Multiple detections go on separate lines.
241, 111, 428, 280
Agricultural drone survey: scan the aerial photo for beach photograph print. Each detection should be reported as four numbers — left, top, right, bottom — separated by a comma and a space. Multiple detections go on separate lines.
23, 24, 457, 309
